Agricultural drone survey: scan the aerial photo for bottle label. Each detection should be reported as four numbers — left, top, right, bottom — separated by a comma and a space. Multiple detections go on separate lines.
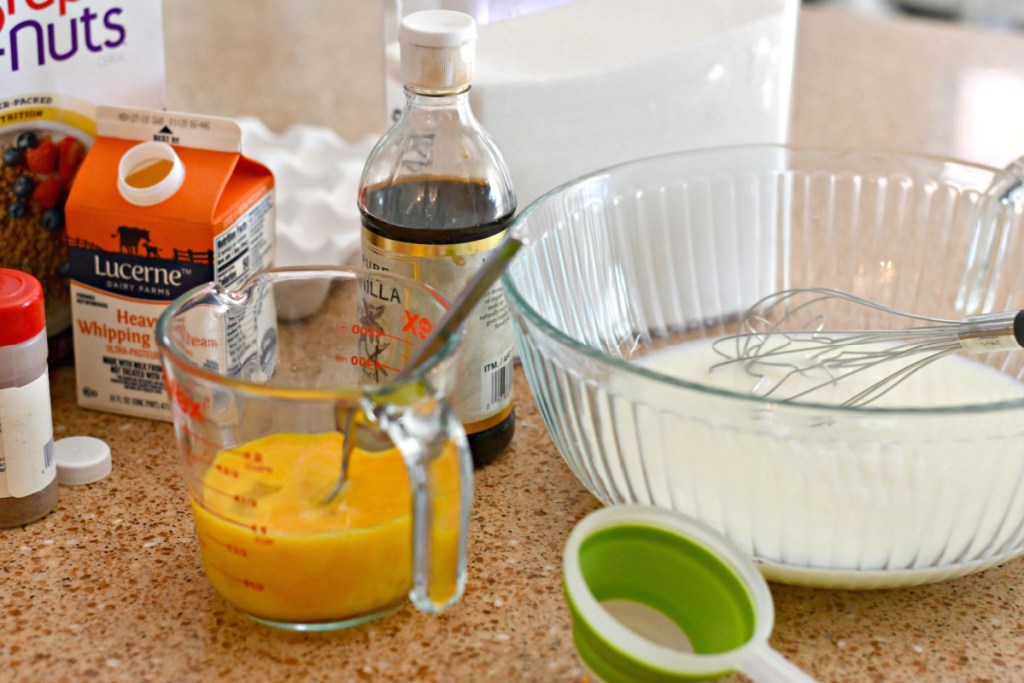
0, 371, 56, 499
361, 228, 515, 432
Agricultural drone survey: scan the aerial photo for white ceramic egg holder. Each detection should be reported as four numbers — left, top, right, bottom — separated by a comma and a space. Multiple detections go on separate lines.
237, 117, 376, 270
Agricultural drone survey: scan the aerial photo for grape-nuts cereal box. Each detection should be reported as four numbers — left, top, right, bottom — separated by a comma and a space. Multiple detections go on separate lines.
0, 0, 166, 363
65, 105, 275, 420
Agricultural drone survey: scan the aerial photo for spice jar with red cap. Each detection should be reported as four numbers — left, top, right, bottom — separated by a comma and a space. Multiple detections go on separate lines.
0, 268, 58, 527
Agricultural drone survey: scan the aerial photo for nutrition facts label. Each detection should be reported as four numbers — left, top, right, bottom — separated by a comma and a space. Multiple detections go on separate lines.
214, 194, 274, 288
213, 194, 276, 377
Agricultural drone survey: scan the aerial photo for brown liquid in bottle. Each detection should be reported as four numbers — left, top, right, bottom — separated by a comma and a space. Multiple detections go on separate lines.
360, 177, 515, 466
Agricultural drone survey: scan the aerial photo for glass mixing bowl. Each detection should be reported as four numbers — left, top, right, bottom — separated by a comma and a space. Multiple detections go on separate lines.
502, 145, 1024, 589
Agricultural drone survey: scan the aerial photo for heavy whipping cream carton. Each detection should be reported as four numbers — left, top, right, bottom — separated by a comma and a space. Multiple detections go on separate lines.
0, 0, 165, 362
65, 105, 275, 420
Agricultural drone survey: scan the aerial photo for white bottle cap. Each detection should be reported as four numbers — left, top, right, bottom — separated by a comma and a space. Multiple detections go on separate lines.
400, 10, 476, 92
117, 141, 186, 206
55, 436, 112, 485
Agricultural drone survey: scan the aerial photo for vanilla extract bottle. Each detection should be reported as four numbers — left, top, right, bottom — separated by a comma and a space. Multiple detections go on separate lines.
358, 10, 516, 466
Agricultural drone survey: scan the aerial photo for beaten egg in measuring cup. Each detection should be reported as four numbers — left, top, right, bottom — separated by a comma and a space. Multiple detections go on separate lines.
190, 432, 461, 626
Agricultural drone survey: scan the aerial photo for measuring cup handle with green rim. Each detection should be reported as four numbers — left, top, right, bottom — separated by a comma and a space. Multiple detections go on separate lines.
563, 505, 819, 682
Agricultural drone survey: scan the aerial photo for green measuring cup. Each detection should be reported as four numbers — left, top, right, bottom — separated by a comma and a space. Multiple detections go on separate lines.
562, 505, 818, 682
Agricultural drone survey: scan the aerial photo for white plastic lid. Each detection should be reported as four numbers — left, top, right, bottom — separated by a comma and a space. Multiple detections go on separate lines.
400, 10, 476, 91
55, 436, 112, 485
117, 141, 186, 206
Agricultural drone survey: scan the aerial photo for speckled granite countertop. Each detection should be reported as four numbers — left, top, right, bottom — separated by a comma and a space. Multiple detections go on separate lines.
5, 3, 1024, 682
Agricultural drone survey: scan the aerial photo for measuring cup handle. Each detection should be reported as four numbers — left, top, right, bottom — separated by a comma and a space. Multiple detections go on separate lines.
379, 393, 473, 614
740, 645, 819, 683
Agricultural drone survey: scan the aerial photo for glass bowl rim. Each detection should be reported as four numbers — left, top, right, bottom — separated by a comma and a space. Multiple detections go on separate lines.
501, 143, 1024, 416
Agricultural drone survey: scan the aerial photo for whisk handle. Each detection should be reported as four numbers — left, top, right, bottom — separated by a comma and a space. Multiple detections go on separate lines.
959, 310, 1024, 353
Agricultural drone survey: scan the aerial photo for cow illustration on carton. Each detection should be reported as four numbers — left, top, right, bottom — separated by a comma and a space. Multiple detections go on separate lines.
112, 226, 151, 255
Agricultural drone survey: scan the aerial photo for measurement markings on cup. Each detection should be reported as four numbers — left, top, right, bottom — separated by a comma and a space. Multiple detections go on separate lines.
238, 450, 273, 474
203, 558, 265, 592
201, 482, 258, 510
338, 323, 401, 372
203, 532, 249, 558
335, 353, 401, 374
196, 526, 271, 592
339, 323, 407, 343
178, 423, 221, 465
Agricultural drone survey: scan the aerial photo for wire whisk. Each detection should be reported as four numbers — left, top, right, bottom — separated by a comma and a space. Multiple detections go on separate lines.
711, 288, 1024, 407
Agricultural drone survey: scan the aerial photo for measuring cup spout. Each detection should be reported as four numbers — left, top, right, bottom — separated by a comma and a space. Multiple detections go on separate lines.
205, 277, 262, 307
740, 645, 819, 683
370, 385, 473, 613
169, 278, 272, 341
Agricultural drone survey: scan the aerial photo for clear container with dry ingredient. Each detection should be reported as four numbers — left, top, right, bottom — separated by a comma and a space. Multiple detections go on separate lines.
0, 268, 57, 528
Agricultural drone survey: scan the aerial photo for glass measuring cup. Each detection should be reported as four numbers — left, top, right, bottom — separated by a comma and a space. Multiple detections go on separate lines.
156, 266, 472, 631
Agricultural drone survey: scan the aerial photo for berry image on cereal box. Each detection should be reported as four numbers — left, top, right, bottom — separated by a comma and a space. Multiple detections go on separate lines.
65, 105, 275, 420
2, 127, 86, 289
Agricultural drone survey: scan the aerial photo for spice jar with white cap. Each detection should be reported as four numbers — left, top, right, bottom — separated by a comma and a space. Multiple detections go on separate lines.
0, 268, 57, 527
